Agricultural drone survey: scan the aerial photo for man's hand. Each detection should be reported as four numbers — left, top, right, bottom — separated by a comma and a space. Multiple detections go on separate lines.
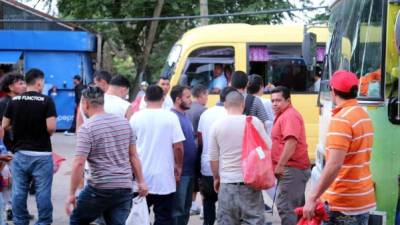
213, 177, 220, 193
137, 182, 149, 197
303, 194, 318, 220
274, 164, 285, 179
65, 194, 76, 216
0, 154, 12, 162
174, 165, 182, 183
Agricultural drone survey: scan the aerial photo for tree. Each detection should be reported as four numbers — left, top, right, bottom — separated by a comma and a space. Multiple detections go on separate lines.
56, 0, 296, 92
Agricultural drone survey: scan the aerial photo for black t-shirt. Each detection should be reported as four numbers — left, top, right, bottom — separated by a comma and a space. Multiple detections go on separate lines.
0, 95, 13, 150
5, 91, 57, 152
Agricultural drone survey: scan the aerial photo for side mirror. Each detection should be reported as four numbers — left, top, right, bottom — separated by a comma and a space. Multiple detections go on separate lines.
395, 11, 400, 54
302, 32, 317, 70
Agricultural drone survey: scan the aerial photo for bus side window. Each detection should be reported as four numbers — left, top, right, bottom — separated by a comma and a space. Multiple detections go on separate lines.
179, 46, 234, 93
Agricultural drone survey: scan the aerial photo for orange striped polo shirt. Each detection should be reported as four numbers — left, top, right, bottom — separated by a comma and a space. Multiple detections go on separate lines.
321, 99, 376, 214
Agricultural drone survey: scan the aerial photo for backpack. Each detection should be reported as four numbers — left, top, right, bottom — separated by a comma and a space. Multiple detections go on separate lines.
243, 94, 255, 115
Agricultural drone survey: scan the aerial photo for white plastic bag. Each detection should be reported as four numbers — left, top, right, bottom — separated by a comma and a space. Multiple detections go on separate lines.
125, 196, 150, 225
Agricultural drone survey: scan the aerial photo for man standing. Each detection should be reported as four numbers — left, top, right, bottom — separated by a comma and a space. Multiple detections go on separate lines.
130, 85, 185, 225
65, 75, 86, 136
303, 70, 375, 224
270, 86, 310, 225
197, 87, 233, 225
185, 84, 208, 215
104, 75, 133, 119
140, 77, 173, 110
93, 70, 111, 93
231, 71, 269, 127
170, 85, 197, 225
209, 91, 270, 225
0, 73, 26, 150
2, 68, 57, 225
66, 86, 148, 225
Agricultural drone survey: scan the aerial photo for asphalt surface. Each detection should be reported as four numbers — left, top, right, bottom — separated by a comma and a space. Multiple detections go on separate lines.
20, 133, 281, 225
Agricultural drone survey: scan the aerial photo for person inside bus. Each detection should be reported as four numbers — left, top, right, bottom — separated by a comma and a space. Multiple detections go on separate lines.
359, 68, 381, 97
224, 65, 233, 85
208, 63, 227, 94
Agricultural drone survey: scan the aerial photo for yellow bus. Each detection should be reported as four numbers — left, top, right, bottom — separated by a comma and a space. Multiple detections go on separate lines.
162, 23, 328, 161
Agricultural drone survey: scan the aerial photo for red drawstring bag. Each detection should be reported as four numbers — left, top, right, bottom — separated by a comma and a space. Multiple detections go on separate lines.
242, 116, 275, 190
295, 202, 329, 225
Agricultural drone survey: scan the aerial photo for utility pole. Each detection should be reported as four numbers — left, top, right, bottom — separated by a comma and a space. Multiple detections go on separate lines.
200, 0, 209, 26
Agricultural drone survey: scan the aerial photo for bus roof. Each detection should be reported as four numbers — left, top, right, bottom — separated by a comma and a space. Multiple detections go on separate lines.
177, 23, 328, 47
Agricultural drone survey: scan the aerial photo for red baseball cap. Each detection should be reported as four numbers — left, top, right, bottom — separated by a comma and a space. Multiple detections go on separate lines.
330, 70, 359, 92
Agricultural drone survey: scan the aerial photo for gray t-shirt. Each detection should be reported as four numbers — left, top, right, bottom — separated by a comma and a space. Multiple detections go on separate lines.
76, 113, 135, 189
185, 101, 206, 132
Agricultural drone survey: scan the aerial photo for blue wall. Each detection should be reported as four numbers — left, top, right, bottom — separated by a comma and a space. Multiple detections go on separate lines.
0, 30, 96, 130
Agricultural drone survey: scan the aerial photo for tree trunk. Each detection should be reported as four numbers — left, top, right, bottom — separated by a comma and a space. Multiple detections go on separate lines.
139, 0, 165, 83
200, 0, 209, 26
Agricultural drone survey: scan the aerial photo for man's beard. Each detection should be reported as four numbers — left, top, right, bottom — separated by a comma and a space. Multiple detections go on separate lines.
180, 102, 190, 110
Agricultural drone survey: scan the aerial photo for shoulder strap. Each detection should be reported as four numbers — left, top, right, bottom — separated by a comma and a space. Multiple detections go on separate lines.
243, 95, 255, 115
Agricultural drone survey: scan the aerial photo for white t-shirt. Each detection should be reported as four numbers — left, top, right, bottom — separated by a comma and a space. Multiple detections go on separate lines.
104, 94, 130, 118
139, 95, 173, 110
197, 106, 227, 176
130, 108, 185, 194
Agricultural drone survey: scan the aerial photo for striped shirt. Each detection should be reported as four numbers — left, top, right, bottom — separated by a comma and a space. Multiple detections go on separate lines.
245, 94, 269, 123
76, 113, 135, 189
321, 99, 376, 214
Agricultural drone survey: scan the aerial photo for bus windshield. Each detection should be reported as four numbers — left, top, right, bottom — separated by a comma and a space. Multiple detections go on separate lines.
320, 0, 383, 104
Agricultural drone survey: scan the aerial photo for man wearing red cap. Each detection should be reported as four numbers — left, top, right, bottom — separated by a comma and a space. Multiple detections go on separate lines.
303, 70, 376, 224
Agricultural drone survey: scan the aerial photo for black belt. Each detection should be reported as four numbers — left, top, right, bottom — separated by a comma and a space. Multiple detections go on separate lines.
226, 182, 245, 185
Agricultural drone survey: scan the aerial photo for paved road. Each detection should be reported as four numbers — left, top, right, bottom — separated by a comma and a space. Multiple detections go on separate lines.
21, 133, 280, 224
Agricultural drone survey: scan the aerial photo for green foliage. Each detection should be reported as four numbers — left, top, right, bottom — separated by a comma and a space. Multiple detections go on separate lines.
56, 0, 296, 89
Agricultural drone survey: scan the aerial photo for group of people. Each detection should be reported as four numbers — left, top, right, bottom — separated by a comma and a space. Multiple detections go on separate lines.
0, 66, 376, 225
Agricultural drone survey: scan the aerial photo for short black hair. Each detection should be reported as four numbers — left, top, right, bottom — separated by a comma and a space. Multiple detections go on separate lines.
170, 85, 190, 103
271, 86, 291, 100
145, 85, 163, 102
231, 70, 248, 89
93, 70, 111, 84
82, 86, 104, 107
25, 68, 44, 85
191, 84, 208, 98
73, 75, 82, 81
247, 74, 263, 95
333, 86, 358, 99
220, 86, 238, 103
110, 75, 131, 88
0, 72, 24, 93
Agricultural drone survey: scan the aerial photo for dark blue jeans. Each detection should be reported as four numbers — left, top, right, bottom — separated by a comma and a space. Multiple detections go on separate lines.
172, 175, 193, 225
70, 185, 133, 225
323, 210, 369, 225
199, 176, 218, 225
12, 152, 53, 225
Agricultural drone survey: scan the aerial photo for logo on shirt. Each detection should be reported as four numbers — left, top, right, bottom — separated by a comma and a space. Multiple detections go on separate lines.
13, 95, 45, 101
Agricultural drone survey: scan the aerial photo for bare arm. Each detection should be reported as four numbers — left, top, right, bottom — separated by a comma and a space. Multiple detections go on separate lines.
2, 117, 11, 131
275, 137, 297, 179
210, 160, 220, 192
303, 149, 346, 219
66, 155, 86, 215
46, 117, 56, 135
173, 142, 184, 182
128, 144, 148, 196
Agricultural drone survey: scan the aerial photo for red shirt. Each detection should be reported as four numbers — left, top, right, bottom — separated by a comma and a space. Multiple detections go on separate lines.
271, 105, 310, 170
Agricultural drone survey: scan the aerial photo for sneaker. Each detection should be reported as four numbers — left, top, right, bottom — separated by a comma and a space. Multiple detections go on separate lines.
199, 206, 204, 219
64, 131, 75, 136
190, 202, 201, 215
